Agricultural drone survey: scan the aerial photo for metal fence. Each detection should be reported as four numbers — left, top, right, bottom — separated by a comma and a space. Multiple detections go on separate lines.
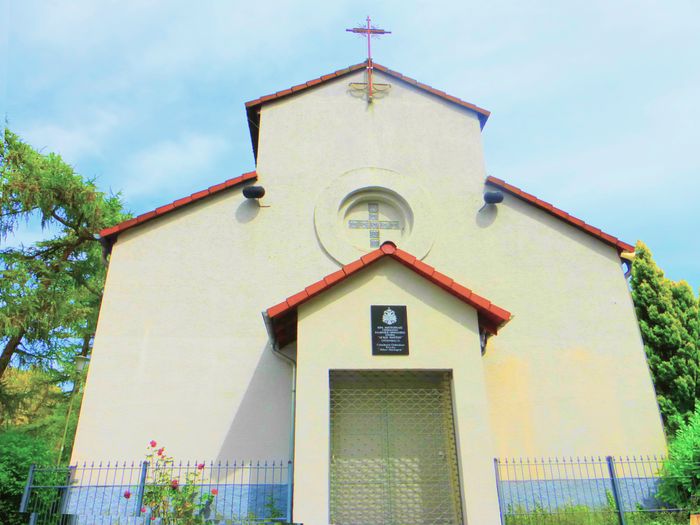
494, 456, 692, 524
20, 460, 298, 524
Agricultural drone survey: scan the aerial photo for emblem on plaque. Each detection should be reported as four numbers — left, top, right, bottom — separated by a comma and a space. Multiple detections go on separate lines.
371, 305, 408, 355
382, 307, 398, 325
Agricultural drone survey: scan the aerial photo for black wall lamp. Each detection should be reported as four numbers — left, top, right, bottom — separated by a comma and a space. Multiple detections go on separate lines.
479, 190, 504, 212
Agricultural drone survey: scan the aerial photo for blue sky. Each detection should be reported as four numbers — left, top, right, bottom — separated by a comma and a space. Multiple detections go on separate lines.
2, 1, 698, 289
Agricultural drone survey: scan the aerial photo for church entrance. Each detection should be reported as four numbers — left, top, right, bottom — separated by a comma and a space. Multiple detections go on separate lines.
329, 371, 464, 525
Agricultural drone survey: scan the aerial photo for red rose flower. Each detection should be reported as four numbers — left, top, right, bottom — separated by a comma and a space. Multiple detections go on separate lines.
171, 479, 179, 490
149, 440, 157, 448
123, 490, 131, 499
197, 463, 205, 470
141, 507, 146, 513
157, 448, 164, 456
211, 488, 218, 495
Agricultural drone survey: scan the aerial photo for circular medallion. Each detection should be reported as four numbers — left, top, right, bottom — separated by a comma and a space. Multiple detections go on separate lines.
314, 167, 436, 264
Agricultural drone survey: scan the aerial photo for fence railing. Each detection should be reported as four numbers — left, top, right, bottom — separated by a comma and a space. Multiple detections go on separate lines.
22, 455, 696, 524
494, 455, 692, 524
20, 460, 298, 524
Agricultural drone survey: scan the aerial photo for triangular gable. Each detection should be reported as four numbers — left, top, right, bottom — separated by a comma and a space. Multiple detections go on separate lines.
485, 176, 635, 254
264, 242, 511, 348
245, 61, 491, 158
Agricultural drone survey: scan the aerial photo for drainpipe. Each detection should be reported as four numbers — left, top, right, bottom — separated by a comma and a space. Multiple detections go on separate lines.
262, 312, 296, 520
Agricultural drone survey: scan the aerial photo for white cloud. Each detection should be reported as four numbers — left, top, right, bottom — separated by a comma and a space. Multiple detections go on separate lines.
19, 108, 123, 165
121, 133, 228, 199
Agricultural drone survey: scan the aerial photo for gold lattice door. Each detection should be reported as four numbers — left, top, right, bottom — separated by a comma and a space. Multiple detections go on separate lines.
330, 371, 464, 525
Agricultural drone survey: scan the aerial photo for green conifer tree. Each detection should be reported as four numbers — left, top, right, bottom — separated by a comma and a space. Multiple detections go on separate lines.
0, 128, 129, 379
630, 241, 700, 435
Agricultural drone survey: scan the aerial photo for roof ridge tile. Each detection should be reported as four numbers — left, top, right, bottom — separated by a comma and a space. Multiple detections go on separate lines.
450, 282, 473, 300
324, 270, 346, 286
392, 249, 417, 265
412, 259, 435, 277
361, 250, 384, 265
304, 280, 327, 298
342, 259, 365, 276
286, 290, 309, 308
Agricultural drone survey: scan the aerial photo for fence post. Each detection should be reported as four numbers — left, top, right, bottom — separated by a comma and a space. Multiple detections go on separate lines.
286, 460, 294, 523
606, 456, 627, 525
493, 458, 506, 525
19, 464, 36, 513
134, 461, 149, 517
58, 466, 75, 515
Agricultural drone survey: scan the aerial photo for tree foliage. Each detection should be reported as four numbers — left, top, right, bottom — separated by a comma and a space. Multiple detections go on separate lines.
0, 429, 57, 525
0, 128, 122, 520
0, 127, 129, 379
658, 406, 700, 511
631, 241, 700, 435
0, 367, 62, 428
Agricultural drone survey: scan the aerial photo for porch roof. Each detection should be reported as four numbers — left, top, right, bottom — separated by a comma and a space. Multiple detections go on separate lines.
265, 241, 511, 348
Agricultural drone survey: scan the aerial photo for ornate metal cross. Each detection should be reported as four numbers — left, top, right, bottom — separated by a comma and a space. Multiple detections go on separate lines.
348, 202, 401, 248
346, 16, 391, 101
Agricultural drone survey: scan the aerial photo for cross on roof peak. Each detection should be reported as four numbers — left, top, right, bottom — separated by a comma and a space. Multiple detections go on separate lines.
346, 16, 391, 102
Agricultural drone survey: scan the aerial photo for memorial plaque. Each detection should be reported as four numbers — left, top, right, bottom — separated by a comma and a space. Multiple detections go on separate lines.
371, 305, 409, 355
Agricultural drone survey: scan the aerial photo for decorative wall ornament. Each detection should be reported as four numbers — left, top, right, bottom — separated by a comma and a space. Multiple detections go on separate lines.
314, 167, 436, 264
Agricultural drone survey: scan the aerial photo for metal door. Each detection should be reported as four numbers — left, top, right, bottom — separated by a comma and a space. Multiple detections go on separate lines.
330, 371, 464, 525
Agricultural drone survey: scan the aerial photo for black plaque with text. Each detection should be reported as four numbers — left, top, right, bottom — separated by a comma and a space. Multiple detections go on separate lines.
371, 305, 409, 355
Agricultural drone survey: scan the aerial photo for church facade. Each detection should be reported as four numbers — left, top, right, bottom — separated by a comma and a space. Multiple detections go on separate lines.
72, 62, 666, 524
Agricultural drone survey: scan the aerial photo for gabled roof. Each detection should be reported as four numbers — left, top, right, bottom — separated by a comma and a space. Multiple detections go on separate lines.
100, 171, 257, 241
486, 176, 635, 254
245, 61, 491, 158
265, 242, 511, 349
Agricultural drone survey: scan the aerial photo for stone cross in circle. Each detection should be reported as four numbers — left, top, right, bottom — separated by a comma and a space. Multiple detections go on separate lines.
348, 202, 401, 248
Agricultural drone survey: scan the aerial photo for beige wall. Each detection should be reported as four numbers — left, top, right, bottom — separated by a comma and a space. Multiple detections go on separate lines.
72, 67, 665, 516
73, 70, 490, 463
71, 190, 295, 461
477, 196, 666, 458
294, 258, 501, 525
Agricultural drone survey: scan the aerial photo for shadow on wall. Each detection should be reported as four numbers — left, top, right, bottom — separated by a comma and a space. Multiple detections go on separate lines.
235, 199, 261, 224
215, 343, 293, 462
476, 203, 498, 229
382, 261, 481, 331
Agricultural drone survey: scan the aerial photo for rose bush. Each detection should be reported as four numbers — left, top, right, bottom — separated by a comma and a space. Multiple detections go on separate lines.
139, 441, 217, 524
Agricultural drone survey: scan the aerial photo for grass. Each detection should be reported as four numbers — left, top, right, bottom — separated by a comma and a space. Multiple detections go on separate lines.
504, 504, 690, 525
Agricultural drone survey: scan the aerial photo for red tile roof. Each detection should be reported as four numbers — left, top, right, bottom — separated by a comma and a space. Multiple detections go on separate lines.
100, 171, 257, 240
265, 242, 511, 348
245, 61, 491, 158
485, 176, 635, 254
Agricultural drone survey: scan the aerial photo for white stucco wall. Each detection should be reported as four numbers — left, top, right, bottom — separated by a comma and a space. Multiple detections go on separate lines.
71, 191, 295, 462
73, 67, 665, 474
294, 258, 501, 525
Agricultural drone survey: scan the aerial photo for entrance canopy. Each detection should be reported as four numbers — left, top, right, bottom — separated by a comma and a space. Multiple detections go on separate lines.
264, 242, 511, 348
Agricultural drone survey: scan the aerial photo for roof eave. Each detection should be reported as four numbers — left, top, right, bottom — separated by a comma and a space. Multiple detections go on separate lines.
485, 176, 635, 254
100, 171, 258, 242
265, 242, 511, 348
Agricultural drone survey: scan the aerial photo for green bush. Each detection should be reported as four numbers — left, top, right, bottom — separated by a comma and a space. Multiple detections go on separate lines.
658, 406, 700, 511
0, 429, 55, 525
